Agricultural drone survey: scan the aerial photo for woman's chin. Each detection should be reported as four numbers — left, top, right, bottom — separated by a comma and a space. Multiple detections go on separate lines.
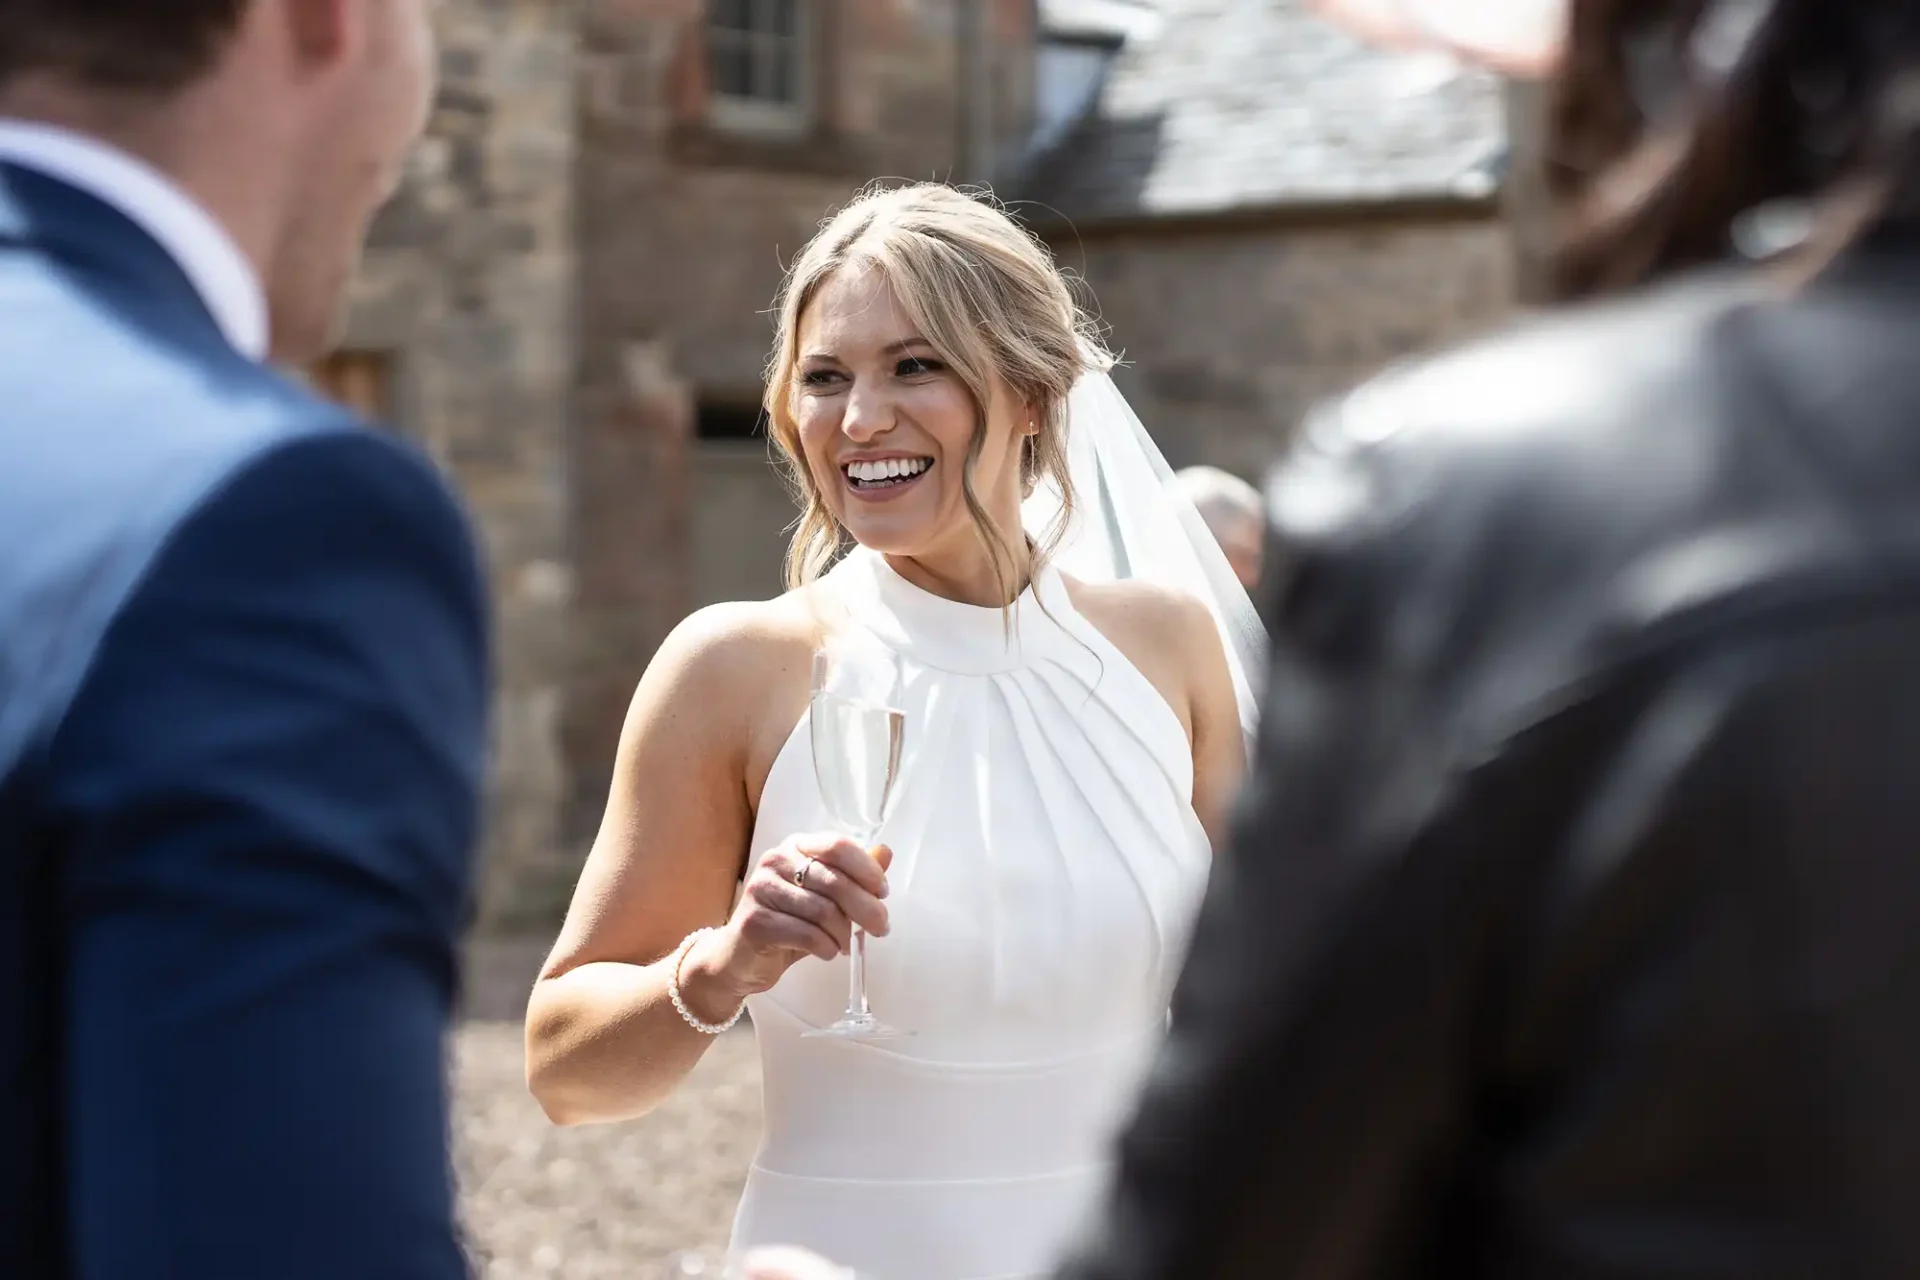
835, 496, 945, 561
841, 524, 934, 560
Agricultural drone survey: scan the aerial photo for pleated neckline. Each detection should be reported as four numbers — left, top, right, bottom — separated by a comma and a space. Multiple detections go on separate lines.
829, 546, 1081, 678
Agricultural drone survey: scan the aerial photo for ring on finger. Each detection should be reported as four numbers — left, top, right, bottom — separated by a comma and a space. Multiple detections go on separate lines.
793, 857, 816, 890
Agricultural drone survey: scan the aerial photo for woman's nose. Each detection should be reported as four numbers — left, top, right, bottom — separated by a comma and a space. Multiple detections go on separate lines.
841, 381, 895, 443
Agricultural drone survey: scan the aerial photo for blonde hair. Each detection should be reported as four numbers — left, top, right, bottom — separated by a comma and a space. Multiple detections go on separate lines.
764, 182, 1107, 599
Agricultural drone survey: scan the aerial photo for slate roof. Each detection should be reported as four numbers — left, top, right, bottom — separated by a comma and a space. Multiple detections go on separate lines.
1040, 0, 1165, 45
1023, 0, 1510, 226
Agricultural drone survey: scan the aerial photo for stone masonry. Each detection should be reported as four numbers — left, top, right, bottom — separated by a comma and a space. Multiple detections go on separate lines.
1501, 79, 1557, 303
1055, 211, 1516, 482
341, 0, 576, 929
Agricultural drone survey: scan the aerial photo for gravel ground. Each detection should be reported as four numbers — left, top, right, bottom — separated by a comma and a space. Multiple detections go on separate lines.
455, 939, 764, 1279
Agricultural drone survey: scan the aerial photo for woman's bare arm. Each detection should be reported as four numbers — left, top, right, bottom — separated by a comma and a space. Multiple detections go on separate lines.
524, 602, 807, 1125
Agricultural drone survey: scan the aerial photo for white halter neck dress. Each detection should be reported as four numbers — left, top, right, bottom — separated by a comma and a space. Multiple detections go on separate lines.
729, 546, 1211, 1280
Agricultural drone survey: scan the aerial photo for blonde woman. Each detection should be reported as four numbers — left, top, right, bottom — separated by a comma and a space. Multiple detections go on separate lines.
526, 184, 1264, 1279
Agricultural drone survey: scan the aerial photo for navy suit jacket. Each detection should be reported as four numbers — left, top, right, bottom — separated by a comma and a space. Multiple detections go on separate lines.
0, 163, 490, 1277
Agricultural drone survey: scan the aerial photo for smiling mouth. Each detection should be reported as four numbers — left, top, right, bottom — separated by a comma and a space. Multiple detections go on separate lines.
843, 457, 934, 490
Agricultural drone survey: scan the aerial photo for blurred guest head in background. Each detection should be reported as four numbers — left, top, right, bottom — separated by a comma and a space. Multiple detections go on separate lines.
0, 0, 438, 360
1173, 465, 1265, 592
1544, 0, 1920, 298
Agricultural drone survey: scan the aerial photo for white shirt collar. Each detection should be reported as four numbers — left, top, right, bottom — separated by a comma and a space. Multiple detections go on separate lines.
0, 119, 270, 360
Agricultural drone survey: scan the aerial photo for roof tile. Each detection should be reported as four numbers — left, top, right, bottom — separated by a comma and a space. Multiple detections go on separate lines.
1024, 0, 1509, 224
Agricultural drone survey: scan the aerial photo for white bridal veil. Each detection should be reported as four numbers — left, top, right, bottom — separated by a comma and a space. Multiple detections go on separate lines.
1022, 349, 1270, 746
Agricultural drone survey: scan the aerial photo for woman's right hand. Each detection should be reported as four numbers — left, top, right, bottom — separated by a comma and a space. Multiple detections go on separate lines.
688, 833, 893, 1003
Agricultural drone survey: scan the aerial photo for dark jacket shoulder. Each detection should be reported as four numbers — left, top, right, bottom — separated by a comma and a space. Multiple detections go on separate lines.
1264, 259, 1920, 753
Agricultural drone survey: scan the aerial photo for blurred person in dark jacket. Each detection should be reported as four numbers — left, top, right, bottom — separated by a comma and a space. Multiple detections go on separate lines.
1049, 0, 1920, 1277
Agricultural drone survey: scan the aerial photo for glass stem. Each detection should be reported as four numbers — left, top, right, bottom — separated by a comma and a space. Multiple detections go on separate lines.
844, 825, 878, 1020
848, 928, 871, 1018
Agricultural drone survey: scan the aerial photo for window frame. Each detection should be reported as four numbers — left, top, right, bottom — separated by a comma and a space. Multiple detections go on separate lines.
706, 0, 816, 136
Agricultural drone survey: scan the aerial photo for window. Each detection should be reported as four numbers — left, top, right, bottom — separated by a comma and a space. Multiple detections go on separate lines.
307, 350, 397, 424
697, 401, 770, 443
708, 0, 811, 132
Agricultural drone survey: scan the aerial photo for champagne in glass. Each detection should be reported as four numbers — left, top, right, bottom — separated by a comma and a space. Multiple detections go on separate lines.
805, 646, 906, 1040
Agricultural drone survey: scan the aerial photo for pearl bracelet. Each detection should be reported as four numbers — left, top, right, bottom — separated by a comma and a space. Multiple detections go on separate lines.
668, 927, 746, 1035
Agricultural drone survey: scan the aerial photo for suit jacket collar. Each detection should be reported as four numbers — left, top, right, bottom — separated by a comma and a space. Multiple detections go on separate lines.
0, 160, 247, 360
0, 125, 268, 361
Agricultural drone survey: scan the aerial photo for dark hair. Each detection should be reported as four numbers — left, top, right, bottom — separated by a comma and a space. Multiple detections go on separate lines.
1544, 0, 1920, 300
0, 0, 249, 95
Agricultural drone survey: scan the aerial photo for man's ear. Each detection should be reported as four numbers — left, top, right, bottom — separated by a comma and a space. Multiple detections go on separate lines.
283, 0, 358, 72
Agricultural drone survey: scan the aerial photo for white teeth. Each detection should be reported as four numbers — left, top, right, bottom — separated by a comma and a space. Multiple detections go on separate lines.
847, 458, 931, 484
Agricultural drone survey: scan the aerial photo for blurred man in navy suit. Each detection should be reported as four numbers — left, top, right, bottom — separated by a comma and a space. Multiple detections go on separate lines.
0, 3, 489, 1276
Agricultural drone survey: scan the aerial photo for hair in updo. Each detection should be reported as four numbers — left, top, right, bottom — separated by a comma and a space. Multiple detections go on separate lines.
764, 182, 1108, 601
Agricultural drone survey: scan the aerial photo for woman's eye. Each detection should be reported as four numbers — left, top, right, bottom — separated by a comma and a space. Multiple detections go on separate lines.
799, 368, 843, 387
897, 357, 942, 377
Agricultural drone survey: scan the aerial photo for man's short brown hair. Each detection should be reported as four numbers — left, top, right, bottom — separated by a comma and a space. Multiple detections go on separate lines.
0, 0, 250, 95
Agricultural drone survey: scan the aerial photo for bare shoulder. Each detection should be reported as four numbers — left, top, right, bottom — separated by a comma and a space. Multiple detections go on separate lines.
630, 587, 837, 800
646, 596, 809, 700
626, 591, 820, 753
1061, 575, 1227, 742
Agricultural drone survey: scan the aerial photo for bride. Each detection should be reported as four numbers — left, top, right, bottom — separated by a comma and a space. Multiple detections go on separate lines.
525, 183, 1265, 1279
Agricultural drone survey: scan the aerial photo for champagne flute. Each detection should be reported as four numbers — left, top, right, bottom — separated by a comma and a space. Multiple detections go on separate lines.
804, 644, 906, 1040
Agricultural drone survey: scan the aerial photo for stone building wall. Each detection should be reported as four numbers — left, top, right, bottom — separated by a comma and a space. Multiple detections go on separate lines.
566, 0, 1038, 866
1502, 79, 1556, 303
1050, 212, 1516, 485
338, 0, 576, 928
